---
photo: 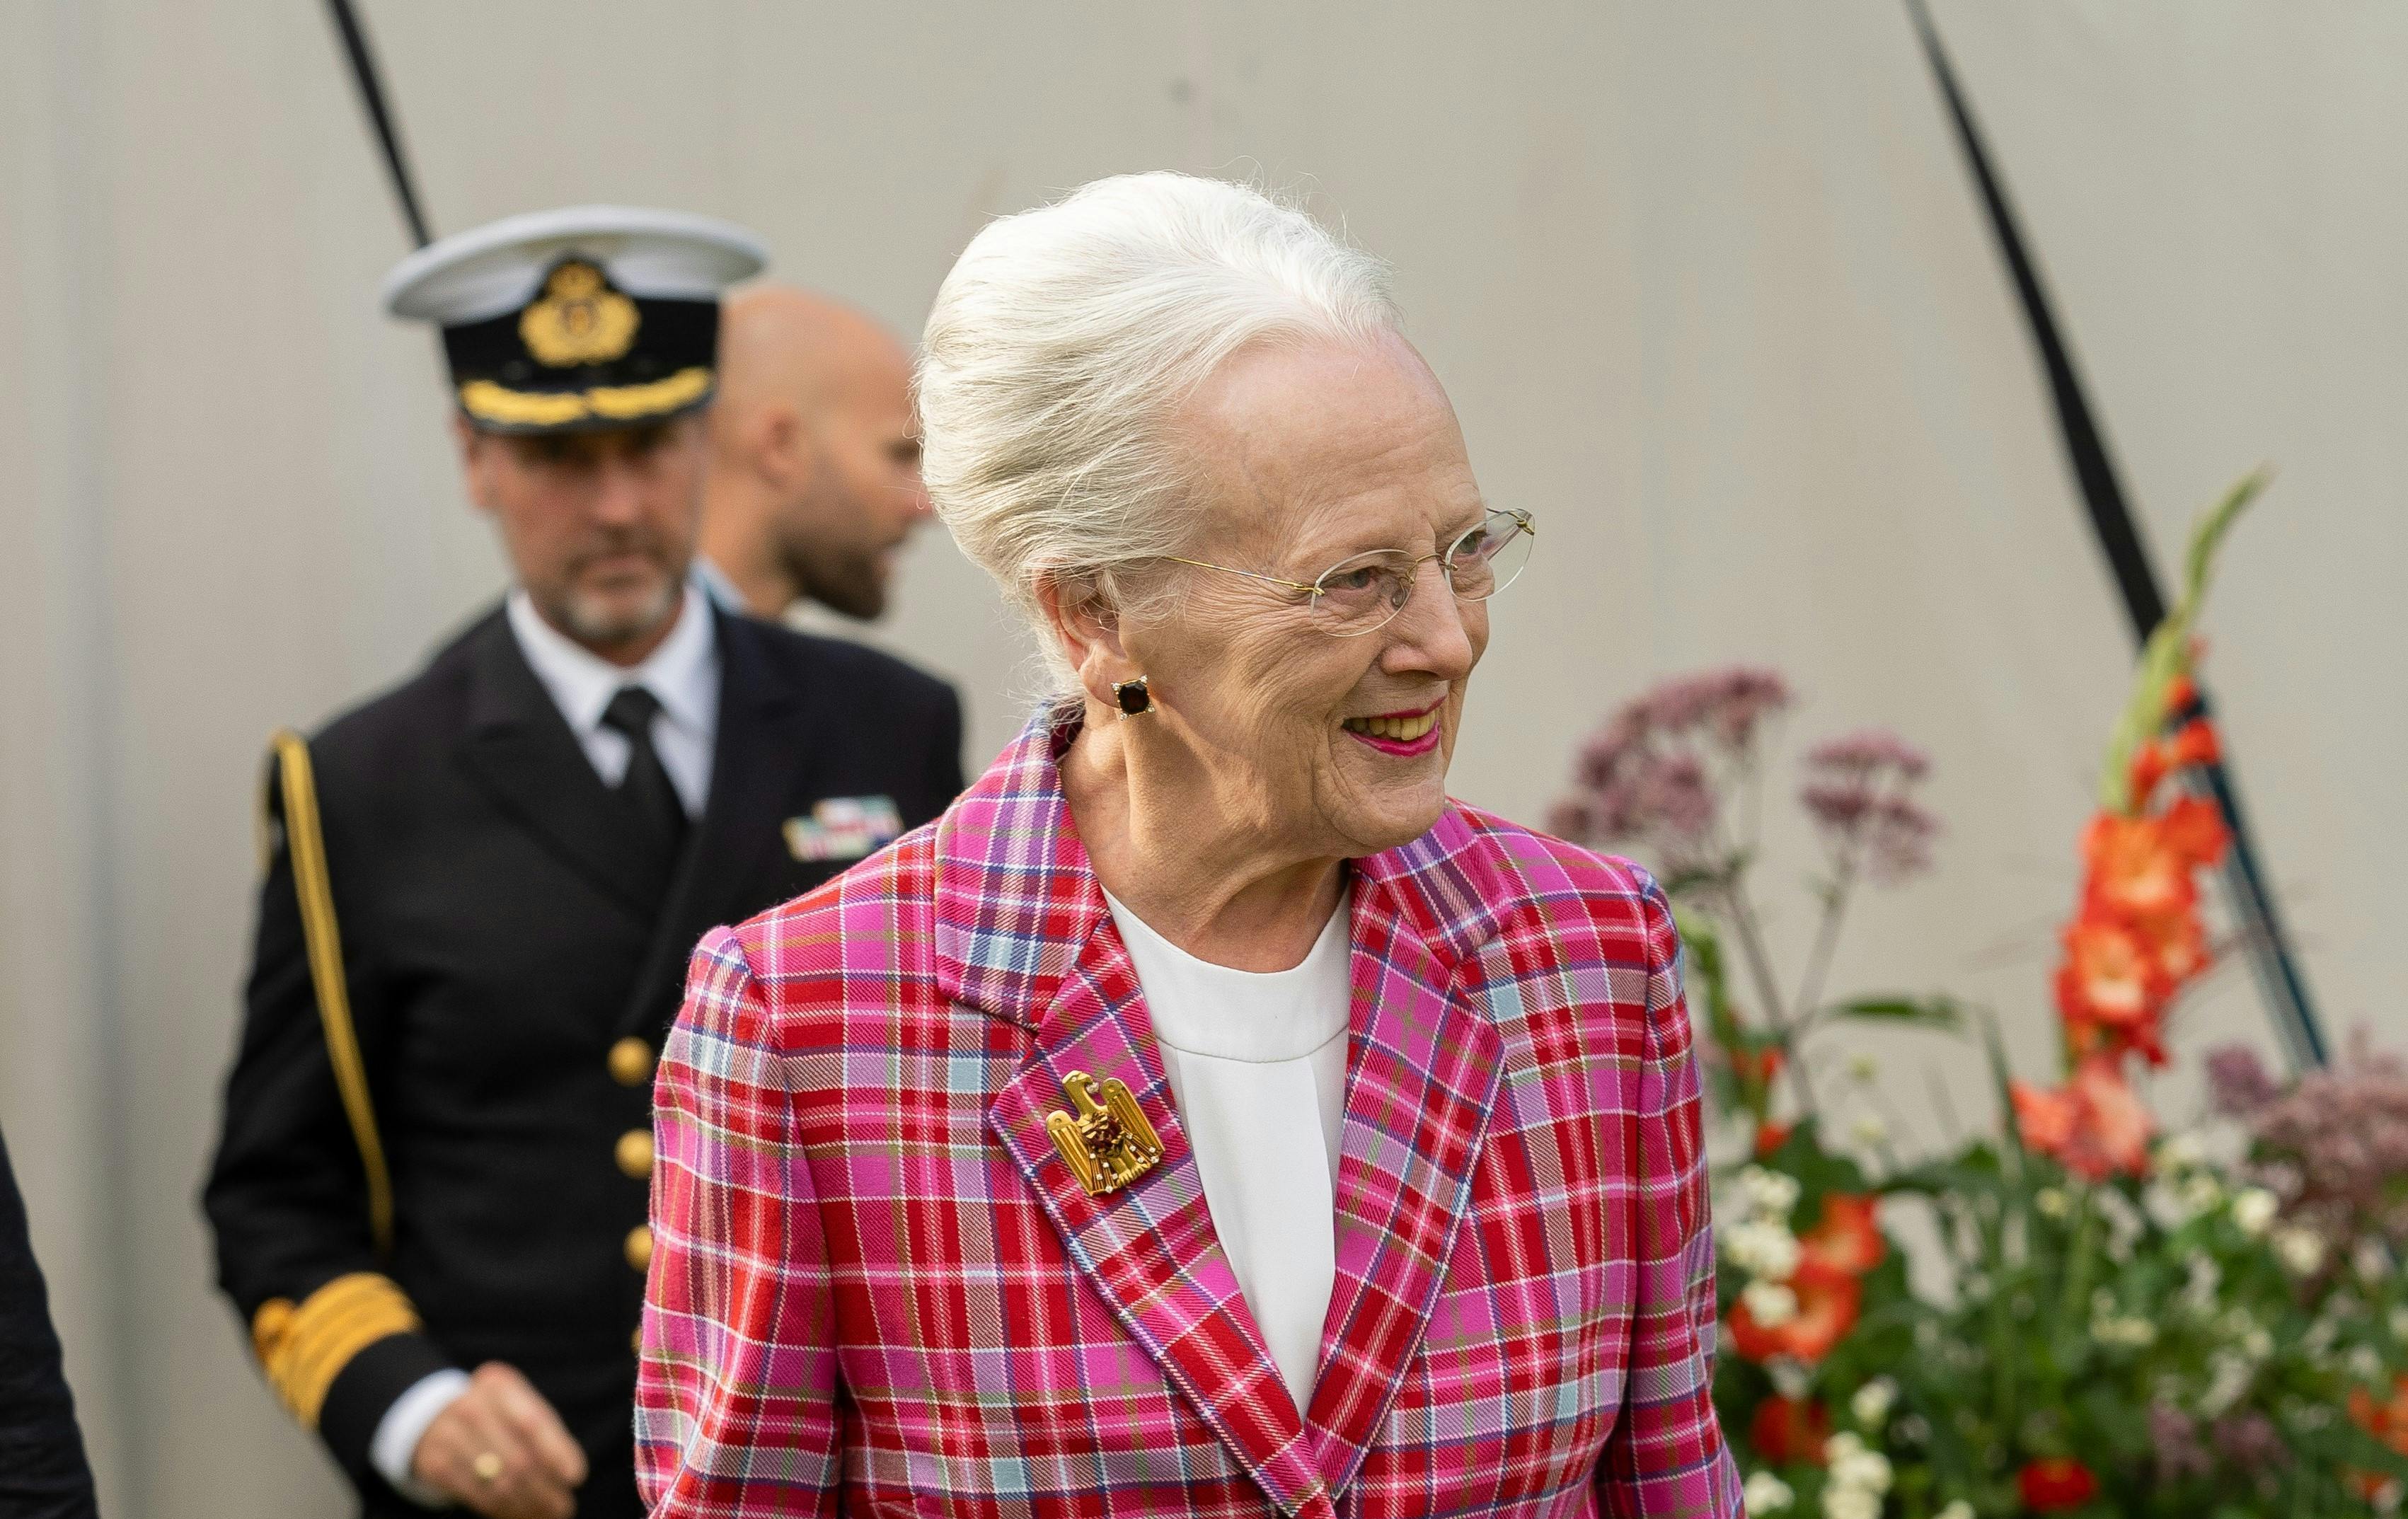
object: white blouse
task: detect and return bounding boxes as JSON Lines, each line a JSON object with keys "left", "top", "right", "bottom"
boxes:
{"left": 1102, "top": 889, "right": 1352, "bottom": 1414}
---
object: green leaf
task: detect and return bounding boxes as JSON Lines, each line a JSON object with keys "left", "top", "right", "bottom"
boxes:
{"left": 2097, "top": 467, "right": 2266, "bottom": 813}
{"left": 1821, "top": 995, "right": 1965, "bottom": 1033}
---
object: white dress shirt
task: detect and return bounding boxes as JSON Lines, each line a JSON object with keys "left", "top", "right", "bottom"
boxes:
{"left": 505, "top": 584, "right": 720, "bottom": 816}
{"left": 1102, "top": 889, "right": 1351, "bottom": 1414}
{"left": 367, "top": 583, "right": 723, "bottom": 1503}
{"left": 690, "top": 555, "right": 744, "bottom": 615}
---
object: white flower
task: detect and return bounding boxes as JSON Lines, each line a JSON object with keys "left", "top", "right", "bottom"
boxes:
{"left": 1736, "top": 1166, "right": 1802, "bottom": 1221}
{"left": 2155, "top": 1131, "right": 2206, "bottom": 1174}
{"left": 2183, "top": 1255, "right": 2223, "bottom": 1313}
{"left": 1821, "top": 1488, "right": 1879, "bottom": 1519}
{"left": 2201, "top": 1348, "right": 2257, "bottom": 1417}
{"left": 1741, "top": 1469, "right": 1795, "bottom": 1515}
{"left": 1849, "top": 1114, "right": 1889, "bottom": 1147}
{"left": 2389, "top": 1305, "right": 2408, "bottom": 1343}
{"left": 1821, "top": 1432, "right": 1893, "bottom": 1494}
{"left": 1723, "top": 1219, "right": 1803, "bottom": 1281}
{"left": 2179, "top": 1171, "right": 2224, "bottom": 1218}
{"left": 1741, "top": 1279, "right": 1800, "bottom": 1329}
{"left": 2034, "top": 1186, "right": 2069, "bottom": 1219}
{"left": 2274, "top": 1225, "right": 2327, "bottom": 1276}
{"left": 1849, "top": 1376, "right": 1896, "bottom": 1428}
{"left": 1847, "top": 1053, "right": 1880, "bottom": 1083}
{"left": 2231, "top": 1186, "right": 2279, "bottom": 1237}
{"left": 2242, "top": 1326, "right": 2274, "bottom": 1361}
{"left": 2361, "top": 1239, "right": 2395, "bottom": 1283}
{"left": 1766, "top": 1356, "right": 1814, "bottom": 1401}
{"left": 2096, "top": 1315, "right": 2158, "bottom": 1348}
{"left": 2350, "top": 1345, "right": 2385, "bottom": 1381}
{"left": 1936, "top": 1503, "right": 1975, "bottom": 1519}
{"left": 2143, "top": 1180, "right": 2192, "bottom": 1231}
{"left": 2374, "top": 1477, "right": 2404, "bottom": 1515}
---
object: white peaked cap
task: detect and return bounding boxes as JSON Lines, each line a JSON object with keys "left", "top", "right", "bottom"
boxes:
{"left": 381, "top": 205, "right": 768, "bottom": 324}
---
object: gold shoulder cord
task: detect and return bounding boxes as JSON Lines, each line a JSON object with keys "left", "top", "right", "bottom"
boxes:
{"left": 267, "top": 729, "right": 393, "bottom": 1254}
{"left": 248, "top": 733, "right": 421, "bottom": 1428}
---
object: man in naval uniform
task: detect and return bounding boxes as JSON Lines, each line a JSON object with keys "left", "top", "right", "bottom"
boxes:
{"left": 204, "top": 207, "right": 964, "bottom": 1519}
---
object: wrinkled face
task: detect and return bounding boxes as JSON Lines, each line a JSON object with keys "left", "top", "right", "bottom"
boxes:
{"left": 1118, "top": 333, "right": 1490, "bottom": 857}
{"left": 459, "top": 414, "right": 707, "bottom": 657}
{"left": 779, "top": 351, "right": 933, "bottom": 620}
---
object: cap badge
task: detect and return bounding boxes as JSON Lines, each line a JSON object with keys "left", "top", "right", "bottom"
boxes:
{"left": 519, "top": 260, "right": 640, "bottom": 368}
{"left": 1044, "top": 1070, "right": 1163, "bottom": 1197}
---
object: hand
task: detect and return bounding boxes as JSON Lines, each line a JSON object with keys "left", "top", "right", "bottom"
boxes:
{"left": 410, "top": 1361, "right": 589, "bottom": 1519}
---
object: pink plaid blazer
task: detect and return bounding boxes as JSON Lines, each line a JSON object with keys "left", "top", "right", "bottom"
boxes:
{"left": 636, "top": 715, "right": 1741, "bottom": 1518}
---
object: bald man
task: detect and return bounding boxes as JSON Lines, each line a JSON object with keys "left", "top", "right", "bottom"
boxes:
{"left": 697, "top": 286, "right": 934, "bottom": 620}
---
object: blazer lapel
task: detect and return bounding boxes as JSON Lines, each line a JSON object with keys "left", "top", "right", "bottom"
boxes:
{"left": 455, "top": 612, "right": 659, "bottom": 925}
{"left": 1303, "top": 860, "right": 1507, "bottom": 1498}
{"left": 617, "top": 610, "right": 808, "bottom": 1034}
{"left": 951, "top": 717, "right": 1331, "bottom": 1518}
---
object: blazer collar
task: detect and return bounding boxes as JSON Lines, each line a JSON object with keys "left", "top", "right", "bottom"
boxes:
{"left": 953, "top": 712, "right": 1510, "bottom": 1510}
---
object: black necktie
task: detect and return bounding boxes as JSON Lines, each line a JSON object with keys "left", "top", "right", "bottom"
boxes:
{"left": 600, "top": 686, "right": 689, "bottom": 870}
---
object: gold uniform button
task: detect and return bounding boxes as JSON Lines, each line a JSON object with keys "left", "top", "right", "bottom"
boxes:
{"left": 624, "top": 1224, "right": 653, "bottom": 1272}
{"left": 615, "top": 1129, "right": 655, "bottom": 1179}
{"left": 608, "top": 1037, "right": 655, "bottom": 1087}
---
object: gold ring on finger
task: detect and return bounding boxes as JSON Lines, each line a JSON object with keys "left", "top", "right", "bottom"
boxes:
{"left": 473, "top": 1450, "right": 504, "bottom": 1484}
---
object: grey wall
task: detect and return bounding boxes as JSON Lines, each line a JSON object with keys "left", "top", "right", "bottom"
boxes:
{"left": 5, "top": 4, "right": 2402, "bottom": 1513}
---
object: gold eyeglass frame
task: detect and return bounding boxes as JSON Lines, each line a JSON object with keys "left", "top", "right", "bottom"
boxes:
{"left": 1159, "top": 508, "right": 1536, "bottom": 637}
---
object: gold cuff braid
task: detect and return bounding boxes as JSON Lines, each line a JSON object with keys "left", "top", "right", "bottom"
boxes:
{"left": 250, "top": 1273, "right": 422, "bottom": 1428}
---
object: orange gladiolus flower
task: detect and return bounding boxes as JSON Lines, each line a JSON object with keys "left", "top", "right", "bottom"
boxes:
{"left": 1748, "top": 1396, "right": 1830, "bottom": 1466}
{"left": 2016, "top": 1059, "right": 2153, "bottom": 1182}
{"left": 2017, "top": 1457, "right": 2100, "bottom": 1511}
{"left": 1729, "top": 1259, "right": 1862, "bottom": 1365}
{"left": 2055, "top": 911, "right": 2173, "bottom": 1054}
{"left": 1752, "top": 1121, "right": 1793, "bottom": 1160}
{"left": 2167, "top": 718, "right": 2220, "bottom": 772}
{"left": 2129, "top": 899, "right": 2211, "bottom": 985}
{"left": 2346, "top": 1375, "right": 2408, "bottom": 1498}
{"left": 2081, "top": 813, "right": 2197, "bottom": 921}
{"left": 2010, "top": 1080, "right": 2075, "bottom": 1154}
{"left": 2157, "top": 793, "right": 2229, "bottom": 870}
{"left": 1799, "top": 1194, "right": 1886, "bottom": 1276}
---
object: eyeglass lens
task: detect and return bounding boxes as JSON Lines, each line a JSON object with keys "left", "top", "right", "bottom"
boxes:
{"left": 1310, "top": 511, "right": 1533, "bottom": 634}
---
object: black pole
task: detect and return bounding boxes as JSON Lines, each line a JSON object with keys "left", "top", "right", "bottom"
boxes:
{"left": 1903, "top": 0, "right": 2327, "bottom": 1068}
{"left": 323, "top": 0, "right": 431, "bottom": 249}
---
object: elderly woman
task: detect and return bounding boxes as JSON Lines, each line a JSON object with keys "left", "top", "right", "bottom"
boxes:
{"left": 635, "top": 173, "right": 1740, "bottom": 1518}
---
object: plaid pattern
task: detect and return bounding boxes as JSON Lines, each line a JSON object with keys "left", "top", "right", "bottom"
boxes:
{"left": 638, "top": 713, "right": 1741, "bottom": 1518}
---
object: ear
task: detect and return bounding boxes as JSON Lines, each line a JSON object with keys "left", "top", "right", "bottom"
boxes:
{"left": 752, "top": 403, "right": 810, "bottom": 491}
{"left": 1033, "top": 571, "right": 1137, "bottom": 710}
{"left": 449, "top": 414, "right": 497, "bottom": 516}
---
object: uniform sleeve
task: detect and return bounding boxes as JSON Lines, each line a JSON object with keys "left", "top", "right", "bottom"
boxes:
{"left": 636, "top": 928, "right": 841, "bottom": 1518}
{"left": 200, "top": 745, "right": 454, "bottom": 1492}
{"left": 0, "top": 1120, "right": 100, "bottom": 1519}
{"left": 1596, "top": 882, "right": 1744, "bottom": 1517}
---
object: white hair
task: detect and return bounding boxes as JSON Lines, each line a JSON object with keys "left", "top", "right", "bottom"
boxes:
{"left": 916, "top": 172, "right": 1401, "bottom": 693}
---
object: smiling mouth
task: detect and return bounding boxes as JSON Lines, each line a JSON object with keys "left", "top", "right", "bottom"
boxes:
{"left": 1342, "top": 701, "right": 1445, "bottom": 756}
{"left": 1343, "top": 710, "right": 1439, "bottom": 741}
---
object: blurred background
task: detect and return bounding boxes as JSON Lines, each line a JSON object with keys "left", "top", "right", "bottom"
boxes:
{"left": 3, "top": 2, "right": 2402, "bottom": 1513}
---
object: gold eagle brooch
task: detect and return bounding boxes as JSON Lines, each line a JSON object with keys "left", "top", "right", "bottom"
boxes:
{"left": 1045, "top": 1070, "right": 1163, "bottom": 1197}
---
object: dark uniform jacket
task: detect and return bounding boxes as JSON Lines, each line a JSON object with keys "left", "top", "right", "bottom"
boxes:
{"left": 0, "top": 1121, "right": 100, "bottom": 1519}
{"left": 203, "top": 602, "right": 963, "bottom": 1518}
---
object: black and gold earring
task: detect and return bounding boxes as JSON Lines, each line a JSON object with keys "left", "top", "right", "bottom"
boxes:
{"left": 1112, "top": 675, "right": 1152, "bottom": 717}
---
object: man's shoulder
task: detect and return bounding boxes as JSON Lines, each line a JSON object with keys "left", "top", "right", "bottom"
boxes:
{"left": 726, "top": 614, "right": 959, "bottom": 718}
{"left": 299, "top": 606, "right": 502, "bottom": 777}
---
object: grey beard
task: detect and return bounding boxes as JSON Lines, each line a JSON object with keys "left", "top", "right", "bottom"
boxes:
{"left": 561, "top": 574, "right": 680, "bottom": 649}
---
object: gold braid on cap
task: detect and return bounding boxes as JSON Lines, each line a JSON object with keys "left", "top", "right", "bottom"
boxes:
{"left": 458, "top": 366, "right": 713, "bottom": 429}
{"left": 250, "top": 1273, "right": 422, "bottom": 1428}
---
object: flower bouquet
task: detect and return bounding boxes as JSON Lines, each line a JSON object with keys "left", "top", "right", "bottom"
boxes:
{"left": 1552, "top": 475, "right": 2408, "bottom": 1516}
